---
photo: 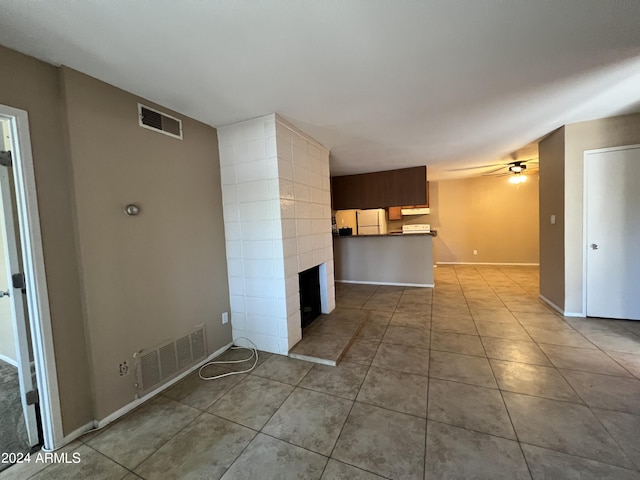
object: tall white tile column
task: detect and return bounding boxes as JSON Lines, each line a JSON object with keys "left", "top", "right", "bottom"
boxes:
{"left": 218, "top": 114, "right": 335, "bottom": 354}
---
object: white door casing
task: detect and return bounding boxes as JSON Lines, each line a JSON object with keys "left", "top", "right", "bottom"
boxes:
{"left": 0, "top": 105, "right": 62, "bottom": 449}
{"left": 585, "top": 145, "right": 640, "bottom": 320}
{"left": 0, "top": 158, "right": 39, "bottom": 446}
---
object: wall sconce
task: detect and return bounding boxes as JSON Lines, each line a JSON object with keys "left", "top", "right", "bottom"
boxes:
{"left": 124, "top": 204, "right": 141, "bottom": 216}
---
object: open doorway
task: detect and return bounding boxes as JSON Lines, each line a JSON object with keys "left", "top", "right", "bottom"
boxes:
{"left": 0, "top": 117, "right": 40, "bottom": 468}
{"left": 0, "top": 105, "right": 62, "bottom": 466}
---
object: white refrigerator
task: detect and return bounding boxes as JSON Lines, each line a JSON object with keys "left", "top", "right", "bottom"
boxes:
{"left": 357, "top": 209, "right": 388, "bottom": 235}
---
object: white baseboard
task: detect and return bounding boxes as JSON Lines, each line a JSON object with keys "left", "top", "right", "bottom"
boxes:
{"left": 0, "top": 354, "right": 18, "bottom": 367}
{"left": 335, "top": 280, "right": 434, "bottom": 288}
{"left": 436, "top": 262, "right": 540, "bottom": 266}
{"left": 539, "top": 294, "right": 585, "bottom": 317}
{"left": 57, "top": 341, "right": 233, "bottom": 446}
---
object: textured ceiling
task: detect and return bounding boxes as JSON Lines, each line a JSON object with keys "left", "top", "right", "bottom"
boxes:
{"left": 1, "top": 1, "right": 640, "bottom": 179}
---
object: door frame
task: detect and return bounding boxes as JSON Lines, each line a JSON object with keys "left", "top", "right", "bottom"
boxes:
{"left": 0, "top": 104, "right": 62, "bottom": 450}
{"left": 582, "top": 143, "right": 640, "bottom": 317}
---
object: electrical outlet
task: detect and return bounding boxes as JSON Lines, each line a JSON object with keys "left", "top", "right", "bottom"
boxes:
{"left": 222, "top": 311, "right": 229, "bottom": 324}
{"left": 119, "top": 361, "right": 129, "bottom": 376}
{"left": 473, "top": 250, "right": 478, "bottom": 255}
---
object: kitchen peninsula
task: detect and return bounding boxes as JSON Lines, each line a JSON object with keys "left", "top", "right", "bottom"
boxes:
{"left": 333, "top": 232, "right": 435, "bottom": 287}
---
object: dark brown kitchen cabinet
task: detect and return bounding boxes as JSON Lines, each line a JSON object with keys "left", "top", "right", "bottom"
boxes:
{"left": 331, "top": 166, "right": 427, "bottom": 210}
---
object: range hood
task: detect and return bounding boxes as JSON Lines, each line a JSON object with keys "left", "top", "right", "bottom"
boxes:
{"left": 401, "top": 207, "right": 430, "bottom": 215}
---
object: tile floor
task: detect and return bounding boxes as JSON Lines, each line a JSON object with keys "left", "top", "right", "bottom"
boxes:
{"left": 5, "top": 266, "right": 640, "bottom": 479}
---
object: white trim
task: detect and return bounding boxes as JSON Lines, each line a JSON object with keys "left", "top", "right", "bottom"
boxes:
{"left": 539, "top": 294, "right": 585, "bottom": 317}
{"left": 0, "top": 353, "right": 18, "bottom": 367}
{"left": 137, "top": 103, "right": 183, "bottom": 140}
{"left": 0, "top": 104, "right": 62, "bottom": 450}
{"left": 52, "top": 341, "right": 233, "bottom": 448}
{"left": 94, "top": 341, "right": 232, "bottom": 429}
{"left": 274, "top": 114, "right": 328, "bottom": 152}
{"left": 582, "top": 144, "right": 640, "bottom": 318}
{"left": 436, "top": 262, "right": 540, "bottom": 266}
{"left": 335, "top": 279, "right": 434, "bottom": 288}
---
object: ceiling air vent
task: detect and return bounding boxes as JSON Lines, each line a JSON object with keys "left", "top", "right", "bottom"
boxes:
{"left": 138, "top": 104, "right": 183, "bottom": 139}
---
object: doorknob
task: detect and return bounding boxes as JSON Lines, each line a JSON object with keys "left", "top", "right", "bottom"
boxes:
{"left": 0, "top": 290, "right": 9, "bottom": 298}
{"left": 590, "top": 243, "right": 599, "bottom": 250}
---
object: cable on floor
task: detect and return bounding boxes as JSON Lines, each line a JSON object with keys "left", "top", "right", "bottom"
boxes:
{"left": 198, "top": 337, "right": 259, "bottom": 380}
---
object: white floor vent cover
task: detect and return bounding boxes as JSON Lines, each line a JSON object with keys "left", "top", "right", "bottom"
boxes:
{"left": 134, "top": 325, "right": 206, "bottom": 393}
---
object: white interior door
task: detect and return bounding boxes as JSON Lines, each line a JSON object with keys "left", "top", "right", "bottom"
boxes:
{"left": 0, "top": 127, "right": 39, "bottom": 447}
{"left": 585, "top": 146, "right": 640, "bottom": 320}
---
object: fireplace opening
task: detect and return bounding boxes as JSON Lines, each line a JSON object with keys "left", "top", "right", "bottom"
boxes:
{"left": 299, "top": 265, "right": 321, "bottom": 329}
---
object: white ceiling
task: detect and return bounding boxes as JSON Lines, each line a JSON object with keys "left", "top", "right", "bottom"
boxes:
{"left": 1, "top": 1, "right": 640, "bottom": 180}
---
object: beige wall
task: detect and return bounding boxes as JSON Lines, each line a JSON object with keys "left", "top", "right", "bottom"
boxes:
{"left": 539, "top": 127, "right": 565, "bottom": 309}
{"left": 61, "top": 68, "right": 231, "bottom": 419}
{"left": 0, "top": 46, "right": 93, "bottom": 433}
{"left": 430, "top": 175, "right": 539, "bottom": 264}
{"left": 562, "top": 113, "right": 640, "bottom": 314}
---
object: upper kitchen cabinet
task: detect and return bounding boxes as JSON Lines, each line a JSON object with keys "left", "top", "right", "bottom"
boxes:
{"left": 331, "top": 166, "right": 427, "bottom": 210}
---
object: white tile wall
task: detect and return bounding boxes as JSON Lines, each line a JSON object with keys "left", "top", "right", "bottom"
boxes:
{"left": 218, "top": 114, "right": 335, "bottom": 354}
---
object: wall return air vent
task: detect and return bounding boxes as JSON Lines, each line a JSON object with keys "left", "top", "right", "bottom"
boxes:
{"left": 134, "top": 325, "right": 206, "bottom": 393}
{"left": 138, "top": 104, "right": 183, "bottom": 139}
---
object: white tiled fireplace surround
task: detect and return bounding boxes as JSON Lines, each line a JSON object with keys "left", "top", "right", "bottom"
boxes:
{"left": 218, "top": 114, "right": 336, "bottom": 354}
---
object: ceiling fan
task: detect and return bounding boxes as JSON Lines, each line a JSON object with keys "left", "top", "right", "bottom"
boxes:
{"left": 447, "top": 157, "right": 539, "bottom": 176}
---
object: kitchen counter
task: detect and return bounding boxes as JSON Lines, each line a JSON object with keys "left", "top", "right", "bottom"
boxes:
{"left": 333, "top": 233, "right": 434, "bottom": 287}
{"left": 335, "top": 230, "right": 437, "bottom": 238}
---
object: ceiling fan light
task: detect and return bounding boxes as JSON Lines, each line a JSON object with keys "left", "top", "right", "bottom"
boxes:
{"left": 509, "top": 175, "right": 526, "bottom": 184}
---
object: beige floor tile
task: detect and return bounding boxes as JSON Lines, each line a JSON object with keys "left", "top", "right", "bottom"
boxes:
{"left": 475, "top": 320, "right": 532, "bottom": 341}
{"left": 356, "top": 366, "right": 428, "bottom": 417}
{"left": 470, "top": 308, "right": 518, "bottom": 324}
{"left": 263, "top": 388, "right": 352, "bottom": 455}
{"left": 522, "top": 443, "right": 640, "bottom": 480}
{"left": 382, "top": 325, "right": 430, "bottom": 349}
{"left": 341, "top": 339, "right": 380, "bottom": 365}
{"left": 503, "top": 392, "right": 633, "bottom": 468}
{"left": 431, "top": 331, "right": 486, "bottom": 357}
{"left": 428, "top": 379, "right": 515, "bottom": 439}
{"left": 425, "top": 422, "right": 530, "bottom": 480}
{"left": 134, "top": 413, "right": 255, "bottom": 480}
{"left": 86, "top": 396, "right": 200, "bottom": 469}
{"left": 371, "top": 342, "right": 429, "bottom": 376}
{"left": 592, "top": 408, "right": 640, "bottom": 470}
{"left": 208, "top": 376, "right": 293, "bottom": 430}
{"left": 539, "top": 343, "right": 632, "bottom": 377}
{"left": 430, "top": 350, "right": 497, "bottom": 388}
{"left": 0, "top": 441, "right": 83, "bottom": 480}
{"left": 29, "top": 445, "right": 129, "bottom": 480}
{"left": 522, "top": 325, "right": 596, "bottom": 349}
{"left": 490, "top": 359, "right": 581, "bottom": 402}
{"left": 431, "top": 316, "right": 478, "bottom": 334}
{"left": 321, "top": 459, "right": 386, "bottom": 479}
{"left": 481, "top": 337, "right": 552, "bottom": 366}
{"left": 561, "top": 370, "right": 640, "bottom": 415}
{"left": 221, "top": 434, "right": 327, "bottom": 480}
{"left": 298, "top": 362, "right": 368, "bottom": 400}
{"left": 389, "top": 312, "right": 431, "bottom": 329}
{"left": 332, "top": 402, "right": 426, "bottom": 480}
{"left": 250, "top": 354, "right": 314, "bottom": 385}
{"left": 163, "top": 366, "right": 245, "bottom": 410}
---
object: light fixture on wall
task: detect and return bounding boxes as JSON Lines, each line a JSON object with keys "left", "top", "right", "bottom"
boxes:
{"left": 124, "top": 204, "right": 141, "bottom": 216}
